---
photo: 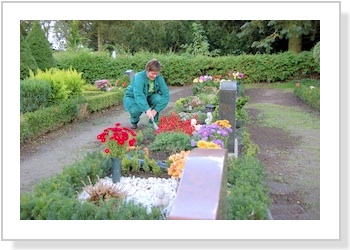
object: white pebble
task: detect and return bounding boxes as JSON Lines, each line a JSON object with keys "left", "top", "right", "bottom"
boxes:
{"left": 77, "top": 176, "right": 179, "bottom": 218}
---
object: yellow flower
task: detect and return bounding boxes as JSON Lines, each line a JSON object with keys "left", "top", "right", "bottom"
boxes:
{"left": 215, "top": 119, "right": 232, "bottom": 129}
{"left": 197, "top": 140, "right": 221, "bottom": 149}
{"left": 168, "top": 150, "right": 191, "bottom": 179}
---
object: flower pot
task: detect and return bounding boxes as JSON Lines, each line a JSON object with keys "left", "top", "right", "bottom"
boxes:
{"left": 111, "top": 157, "right": 122, "bottom": 183}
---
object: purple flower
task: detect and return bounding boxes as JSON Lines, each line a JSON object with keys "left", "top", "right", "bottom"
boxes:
{"left": 198, "top": 127, "right": 210, "bottom": 137}
{"left": 212, "top": 139, "right": 224, "bottom": 148}
{"left": 220, "top": 130, "right": 229, "bottom": 137}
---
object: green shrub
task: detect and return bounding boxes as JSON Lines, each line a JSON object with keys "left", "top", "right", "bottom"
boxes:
{"left": 82, "top": 84, "right": 99, "bottom": 91}
{"left": 20, "top": 79, "right": 51, "bottom": 114}
{"left": 54, "top": 51, "right": 319, "bottom": 86}
{"left": 227, "top": 156, "right": 270, "bottom": 220}
{"left": 312, "top": 42, "right": 320, "bottom": 72}
{"left": 85, "top": 90, "right": 124, "bottom": 112}
{"left": 54, "top": 50, "right": 119, "bottom": 84}
{"left": 241, "top": 131, "right": 259, "bottom": 157}
{"left": 20, "top": 86, "right": 125, "bottom": 143}
{"left": 149, "top": 131, "right": 192, "bottom": 155}
{"left": 235, "top": 96, "right": 250, "bottom": 127}
{"left": 29, "top": 67, "right": 85, "bottom": 104}
{"left": 293, "top": 79, "right": 320, "bottom": 111}
{"left": 20, "top": 96, "right": 86, "bottom": 143}
{"left": 26, "top": 20, "right": 56, "bottom": 71}
{"left": 20, "top": 33, "right": 38, "bottom": 80}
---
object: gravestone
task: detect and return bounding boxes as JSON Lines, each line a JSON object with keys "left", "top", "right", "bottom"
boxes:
{"left": 125, "top": 69, "right": 134, "bottom": 80}
{"left": 219, "top": 80, "right": 237, "bottom": 153}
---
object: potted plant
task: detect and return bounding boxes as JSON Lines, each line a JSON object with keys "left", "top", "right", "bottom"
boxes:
{"left": 97, "top": 123, "right": 137, "bottom": 182}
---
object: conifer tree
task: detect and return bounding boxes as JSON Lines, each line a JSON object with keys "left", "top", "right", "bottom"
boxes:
{"left": 20, "top": 33, "right": 38, "bottom": 79}
{"left": 26, "top": 20, "right": 56, "bottom": 70}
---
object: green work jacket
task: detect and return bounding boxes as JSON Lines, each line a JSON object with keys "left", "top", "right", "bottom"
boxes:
{"left": 124, "top": 70, "right": 170, "bottom": 112}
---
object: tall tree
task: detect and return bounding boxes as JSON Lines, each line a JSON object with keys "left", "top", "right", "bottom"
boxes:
{"left": 180, "top": 22, "right": 219, "bottom": 56}
{"left": 67, "top": 20, "right": 82, "bottom": 49}
{"left": 26, "top": 20, "right": 56, "bottom": 70}
{"left": 20, "top": 33, "right": 38, "bottom": 79}
{"left": 238, "top": 20, "right": 319, "bottom": 53}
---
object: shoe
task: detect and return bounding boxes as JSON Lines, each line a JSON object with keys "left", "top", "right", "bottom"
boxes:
{"left": 130, "top": 123, "right": 138, "bottom": 129}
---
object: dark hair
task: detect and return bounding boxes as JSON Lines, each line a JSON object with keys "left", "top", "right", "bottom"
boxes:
{"left": 145, "top": 59, "right": 161, "bottom": 72}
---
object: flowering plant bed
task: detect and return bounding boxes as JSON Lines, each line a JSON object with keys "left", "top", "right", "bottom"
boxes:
{"left": 191, "top": 119, "right": 233, "bottom": 149}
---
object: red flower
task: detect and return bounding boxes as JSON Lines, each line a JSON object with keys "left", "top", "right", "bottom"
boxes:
{"left": 121, "top": 131, "right": 129, "bottom": 140}
{"left": 97, "top": 123, "right": 137, "bottom": 158}
{"left": 117, "top": 139, "right": 125, "bottom": 146}
{"left": 129, "top": 138, "right": 136, "bottom": 146}
{"left": 156, "top": 112, "right": 196, "bottom": 136}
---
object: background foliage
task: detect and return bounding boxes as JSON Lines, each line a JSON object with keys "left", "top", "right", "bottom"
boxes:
{"left": 53, "top": 51, "right": 319, "bottom": 85}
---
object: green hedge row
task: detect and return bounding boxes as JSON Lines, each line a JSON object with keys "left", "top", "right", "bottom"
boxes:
{"left": 20, "top": 89, "right": 124, "bottom": 143}
{"left": 20, "top": 152, "right": 163, "bottom": 220}
{"left": 54, "top": 51, "right": 319, "bottom": 86}
{"left": 85, "top": 90, "right": 124, "bottom": 113}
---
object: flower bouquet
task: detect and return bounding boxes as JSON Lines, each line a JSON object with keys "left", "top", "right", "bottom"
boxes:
{"left": 191, "top": 119, "right": 232, "bottom": 149}
{"left": 97, "top": 123, "right": 137, "bottom": 158}
{"left": 193, "top": 75, "right": 213, "bottom": 83}
{"left": 232, "top": 71, "right": 244, "bottom": 81}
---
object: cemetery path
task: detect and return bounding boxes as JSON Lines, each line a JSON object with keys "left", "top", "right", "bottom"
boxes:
{"left": 245, "top": 87, "right": 320, "bottom": 220}
{"left": 20, "top": 85, "right": 320, "bottom": 220}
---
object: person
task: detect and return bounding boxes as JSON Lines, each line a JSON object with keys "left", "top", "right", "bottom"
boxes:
{"left": 123, "top": 59, "right": 170, "bottom": 129}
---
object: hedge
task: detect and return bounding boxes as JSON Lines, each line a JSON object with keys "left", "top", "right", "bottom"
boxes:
{"left": 54, "top": 51, "right": 319, "bottom": 86}
{"left": 20, "top": 89, "right": 124, "bottom": 143}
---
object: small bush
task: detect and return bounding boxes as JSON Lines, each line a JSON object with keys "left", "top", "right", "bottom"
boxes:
{"left": 20, "top": 79, "right": 51, "bottom": 114}
{"left": 241, "top": 131, "right": 259, "bottom": 157}
{"left": 29, "top": 67, "right": 85, "bottom": 105}
{"left": 149, "top": 131, "right": 192, "bottom": 155}
{"left": 227, "top": 156, "right": 270, "bottom": 220}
